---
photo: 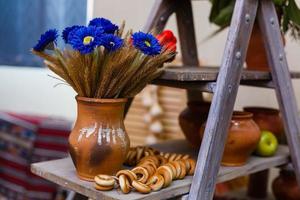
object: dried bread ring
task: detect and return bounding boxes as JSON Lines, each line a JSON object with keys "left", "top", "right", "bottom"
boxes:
{"left": 168, "top": 153, "right": 177, "bottom": 162}
{"left": 132, "top": 180, "right": 151, "bottom": 194}
{"left": 139, "top": 164, "right": 155, "bottom": 176}
{"left": 177, "top": 160, "right": 187, "bottom": 179}
{"left": 94, "top": 183, "right": 114, "bottom": 191}
{"left": 156, "top": 155, "right": 168, "bottom": 165}
{"left": 119, "top": 174, "right": 131, "bottom": 194}
{"left": 164, "top": 163, "right": 177, "bottom": 179}
{"left": 162, "top": 152, "right": 170, "bottom": 160}
{"left": 187, "top": 159, "right": 196, "bottom": 175}
{"left": 131, "top": 166, "right": 149, "bottom": 184}
{"left": 156, "top": 166, "right": 173, "bottom": 187}
{"left": 182, "top": 154, "right": 190, "bottom": 160}
{"left": 140, "top": 156, "right": 159, "bottom": 167}
{"left": 181, "top": 159, "right": 191, "bottom": 173}
{"left": 94, "top": 174, "right": 115, "bottom": 187}
{"left": 116, "top": 170, "right": 137, "bottom": 183}
{"left": 136, "top": 146, "right": 144, "bottom": 162}
{"left": 169, "top": 161, "right": 181, "bottom": 179}
{"left": 147, "top": 174, "right": 164, "bottom": 191}
{"left": 174, "top": 154, "right": 183, "bottom": 161}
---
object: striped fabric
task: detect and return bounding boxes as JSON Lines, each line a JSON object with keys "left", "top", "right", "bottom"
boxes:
{"left": 0, "top": 112, "right": 71, "bottom": 200}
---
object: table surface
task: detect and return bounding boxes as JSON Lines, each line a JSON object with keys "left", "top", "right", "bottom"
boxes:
{"left": 31, "top": 140, "right": 289, "bottom": 200}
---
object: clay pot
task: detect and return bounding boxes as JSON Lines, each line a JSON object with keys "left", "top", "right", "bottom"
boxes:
{"left": 243, "top": 107, "right": 284, "bottom": 139}
{"left": 178, "top": 101, "right": 211, "bottom": 148}
{"left": 68, "top": 96, "right": 130, "bottom": 181}
{"left": 200, "top": 111, "right": 261, "bottom": 166}
{"left": 272, "top": 166, "right": 300, "bottom": 200}
{"left": 246, "top": 23, "right": 285, "bottom": 71}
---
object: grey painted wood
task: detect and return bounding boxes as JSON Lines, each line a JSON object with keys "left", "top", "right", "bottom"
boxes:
{"left": 258, "top": 0, "right": 300, "bottom": 185}
{"left": 188, "top": 0, "right": 259, "bottom": 199}
{"left": 143, "top": 0, "right": 175, "bottom": 33}
{"left": 31, "top": 140, "right": 290, "bottom": 200}
{"left": 156, "top": 66, "right": 300, "bottom": 81}
{"left": 174, "top": 0, "right": 204, "bottom": 102}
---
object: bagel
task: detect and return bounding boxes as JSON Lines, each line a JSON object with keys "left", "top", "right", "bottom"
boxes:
{"left": 139, "top": 164, "right": 155, "bottom": 176}
{"left": 182, "top": 154, "right": 190, "bottom": 160}
{"left": 168, "top": 153, "right": 177, "bottom": 162}
{"left": 187, "top": 159, "right": 196, "bottom": 175}
{"left": 147, "top": 174, "right": 164, "bottom": 191}
{"left": 132, "top": 180, "right": 151, "bottom": 194}
{"left": 116, "top": 170, "right": 137, "bottom": 183}
{"left": 156, "top": 166, "right": 173, "bottom": 187}
{"left": 164, "top": 163, "right": 177, "bottom": 179}
{"left": 156, "top": 155, "right": 168, "bottom": 166}
{"left": 118, "top": 174, "right": 131, "bottom": 194}
{"left": 177, "top": 160, "right": 187, "bottom": 179}
{"left": 169, "top": 161, "right": 181, "bottom": 179}
{"left": 162, "top": 152, "right": 170, "bottom": 160}
{"left": 181, "top": 159, "right": 191, "bottom": 173}
{"left": 94, "top": 174, "right": 115, "bottom": 187}
{"left": 94, "top": 183, "right": 114, "bottom": 191}
{"left": 136, "top": 146, "right": 144, "bottom": 162}
{"left": 174, "top": 154, "right": 183, "bottom": 161}
{"left": 139, "top": 156, "right": 159, "bottom": 167}
{"left": 131, "top": 166, "right": 149, "bottom": 184}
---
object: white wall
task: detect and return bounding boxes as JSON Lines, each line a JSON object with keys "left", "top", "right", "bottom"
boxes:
{"left": 0, "top": 0, "right": 299, "bottom": 120}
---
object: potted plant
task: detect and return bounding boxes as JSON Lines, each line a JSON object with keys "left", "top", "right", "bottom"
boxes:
{"left": 209, "top": 0, "right": 300, "bottom": 71}
{"left": 32, "top": 18, "right": 177, "bottom": 181}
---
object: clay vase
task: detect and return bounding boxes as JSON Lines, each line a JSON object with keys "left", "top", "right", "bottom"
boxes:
{"left": 178, "top": 101, "right": 211, "bottom": 148}
{"left": 246, "top": 23, "right": 285, "bottom": 71}
{"left": 68, "top": 96, "right": 130, "bottom": 181}
{"left": 243, "top": 107, "right": 284, "bottom": 140}
{"left": 200, "top": 111, "right": 261, "bottom": 166}
{"left": 272, "top": 167, "right": 300, "bottom": 200}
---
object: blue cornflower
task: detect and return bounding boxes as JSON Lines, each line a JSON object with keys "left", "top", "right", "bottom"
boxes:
{"left": 88, "top": 18, "right": 118, "bottom": 34}
{"left": 62, "top": 25, "right": 83, "bottom": 43}
{"left": 33, "top": 29, "right": 58, "bottom": 51}
{"left": 68, "top": 26, "right": 103, "bottom": 54}
{"left": 100, "top": 34, "right": 123, "bottom": 52}
{"left": 132, "top": 32, "right": 162, "bottom": 56}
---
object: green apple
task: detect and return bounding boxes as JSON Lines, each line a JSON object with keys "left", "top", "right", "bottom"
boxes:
{"left": 255, "top": 130, "right": 279, "bottom": 157}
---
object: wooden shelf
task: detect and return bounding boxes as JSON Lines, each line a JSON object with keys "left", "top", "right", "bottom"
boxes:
{"left": 152, "top": 66, "right": 300, "bottom": 92}
{"left": 31, "top": 140, "right": 290, "bottom": 200}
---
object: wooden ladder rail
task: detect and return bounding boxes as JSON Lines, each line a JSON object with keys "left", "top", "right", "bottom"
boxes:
{"left": 190, "top": 0, "right": 300, "bottom": 199}
{"left": 126, "top": 0, "right": 300, "bottom": 199}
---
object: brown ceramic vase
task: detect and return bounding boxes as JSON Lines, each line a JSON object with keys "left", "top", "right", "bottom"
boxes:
{"left": 68, "top": 96, "right": 130, "bottom": 181}
{"left": 178, "top": 101, "right": 211, "bottom": 148}
{"left": 272, "top": 166, "right": 300, "bottom": 200}
{"left": 246, "top": 23, "right": 285, "bottom": 71}
{"left": 200, "top": 111, "right": 261, "bottom": 166}
{"left": 243, "top": 107, "right": 284, "bottom": 139}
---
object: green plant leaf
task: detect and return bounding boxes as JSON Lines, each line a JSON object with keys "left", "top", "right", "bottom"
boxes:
{"left": 286, "top": 0, "right": 300, "bottom": 26}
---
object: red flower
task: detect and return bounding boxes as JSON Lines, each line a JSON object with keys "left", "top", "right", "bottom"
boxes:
{"left": 156, "top": 30, "right": 177, "bottom": 52}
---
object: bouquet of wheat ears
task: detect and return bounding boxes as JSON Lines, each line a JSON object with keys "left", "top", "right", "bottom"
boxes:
{"left": 32, "top": 18, "right": 177, "bottom": 98}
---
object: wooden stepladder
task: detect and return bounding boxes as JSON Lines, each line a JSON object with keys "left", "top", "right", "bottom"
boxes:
{"left": 140, "top": 0, "right": 300, "bottom": 199}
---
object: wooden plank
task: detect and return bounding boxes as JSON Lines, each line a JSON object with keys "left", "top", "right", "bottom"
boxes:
{"left": 189, "top": 0, "right": 259, "bottom": 199}
{"left": 257, "top": 0, "right": 300, "bottom": 185}
{"left": 156, "top": 66, "right": 300, "bottom": 82}
{"left": 31, "top": 140, "right": 290, "bottom": 200}
{"left": 143, "top": 0, "right": 175, "bottom": 33}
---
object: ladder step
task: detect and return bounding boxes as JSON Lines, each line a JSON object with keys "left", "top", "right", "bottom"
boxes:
{"left": 152, "top": 66, "right": 300, "bottom": 91}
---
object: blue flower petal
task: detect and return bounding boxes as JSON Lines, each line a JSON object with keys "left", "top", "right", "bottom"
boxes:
{"left": 132, "top": 32, "right": 161, "bottom": 56}
{"left": 88, "top": 18, "right": 118, "bottom": 34}
{"left": 68, "top": 26, "right": 104, "bottom": 54}
{"left": 100, "top": 34, "right": 123, "bottom": 52}
{"left": 62, "top": 25, "right": 84, "bottom": 43}
{"left": 33, "top": 29, "right": 58, "bottom": 51}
